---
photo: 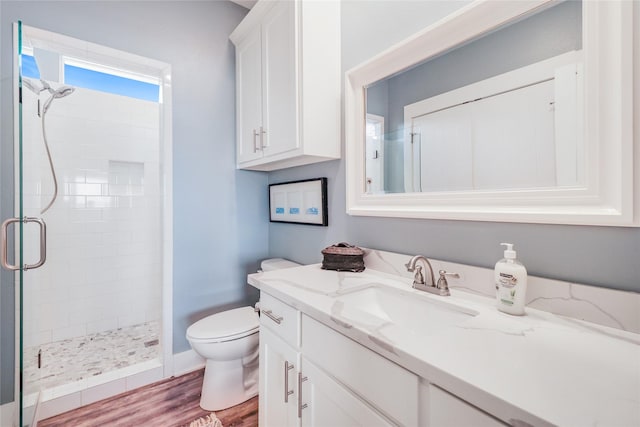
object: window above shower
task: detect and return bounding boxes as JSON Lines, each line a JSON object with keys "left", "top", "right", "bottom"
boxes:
{"left": 21, "top": 47, "right": 160, "bottom": 102}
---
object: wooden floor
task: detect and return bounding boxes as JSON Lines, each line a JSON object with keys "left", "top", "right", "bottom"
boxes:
{"left": 38, "top": 369, "right": 258, "bottom": 427}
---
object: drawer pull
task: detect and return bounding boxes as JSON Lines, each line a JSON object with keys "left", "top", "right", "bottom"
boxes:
{"left": 298, "top": 372, "right": 308, "bottom": 418}
{"left": 262, "top": 309, "right": 283, "bottom": 324}
{"left": 284, "top": 361, "right": 294, "bottom": 402}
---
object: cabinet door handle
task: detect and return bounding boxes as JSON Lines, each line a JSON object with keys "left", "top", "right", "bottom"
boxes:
{"left": 253, "top": 129, "right": 260, "bottom": 153}
{"left": 260, "top": 126, "right": 267, "bottom": 148}
{"left": 297, "top": 372, "right": 308, "bottom": 418}
{"left": 284, "top": 361, "right": 294, "bottom": 403}
{"left": 262, "top": 309, "right": 283, "bottom": 324}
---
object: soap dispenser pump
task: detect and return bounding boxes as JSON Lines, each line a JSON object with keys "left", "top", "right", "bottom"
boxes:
{"left": 494, "top": 243, "right": 527, "bottom": 315}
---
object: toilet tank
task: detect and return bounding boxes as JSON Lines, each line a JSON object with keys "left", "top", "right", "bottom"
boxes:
{"left": 260, "top": 258, "right": 300, "bottom": 272}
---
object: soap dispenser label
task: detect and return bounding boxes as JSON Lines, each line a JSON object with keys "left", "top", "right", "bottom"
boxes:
{"left": 499, "top": 272, "right": 518, "bottom": 285}
{"left": 498, "top": 273, "right": 517, "bottom": 306}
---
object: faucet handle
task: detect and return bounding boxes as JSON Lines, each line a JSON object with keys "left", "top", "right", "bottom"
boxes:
{"left": 413, "top": 265, "right": 425, "bottom": 285}
{"left": 437, "top": 270, "right": 460, "bottom": 291}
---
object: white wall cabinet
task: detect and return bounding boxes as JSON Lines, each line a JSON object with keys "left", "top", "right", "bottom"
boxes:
{"left": 230, "top": 0, "right": 341, "bottom": 171}
{"left": 259, "top": 290, "right": 506, "bottom": 426}
{"left": 234, "top": 23, "right": 264, "bottom": 164}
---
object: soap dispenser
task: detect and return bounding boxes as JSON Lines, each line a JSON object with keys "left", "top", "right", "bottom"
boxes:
{"left": 495, "top": 243, "right": 527, "bottom": 315}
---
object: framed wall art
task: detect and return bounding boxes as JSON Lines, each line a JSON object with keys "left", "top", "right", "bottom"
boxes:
{"left": 269, "top": 178, "right": 328, "bottom": 226}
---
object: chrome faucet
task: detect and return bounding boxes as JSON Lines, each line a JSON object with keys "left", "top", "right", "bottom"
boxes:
{"left": 405, "top": 255, "right": 458, "bottom": 296}
{"left": 405, "top": 255, "right": 436, "bottom": 289}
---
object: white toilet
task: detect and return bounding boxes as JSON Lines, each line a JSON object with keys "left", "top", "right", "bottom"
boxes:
{"left": 186, "top": 258, "right": 300, "bottom": 411}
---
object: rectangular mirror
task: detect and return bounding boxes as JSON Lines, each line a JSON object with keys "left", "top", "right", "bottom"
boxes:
{"left": 345, "top": 0, "right": 637, "bottom": 226}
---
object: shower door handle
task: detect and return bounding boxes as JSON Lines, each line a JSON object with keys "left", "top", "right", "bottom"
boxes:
{"left": 24, "top": 217, "right": 47, "bottom": 271}
{"left": 1, "top": 217, "right": 47, "bottom": 271}
{"left": 1, "top": 217, "right": 20, "bottom": 271}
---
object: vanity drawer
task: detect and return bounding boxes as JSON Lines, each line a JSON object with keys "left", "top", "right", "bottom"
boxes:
{"left": 301, "top": 315, "right": 419, "bottom": 426}
{"left": 260, "top": 291, "right": 300, "bottom": 348}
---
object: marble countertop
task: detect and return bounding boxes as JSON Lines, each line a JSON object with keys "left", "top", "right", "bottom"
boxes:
{"left": 248, "top": 264, "right": 640, "bottom": 427}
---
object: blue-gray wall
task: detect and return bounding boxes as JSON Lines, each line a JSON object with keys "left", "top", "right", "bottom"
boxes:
{"left": 269, "top": 1, "right": 640, "bottom": 294}
{"left": 0, "top": 0, "right": 268, "bottom": 404}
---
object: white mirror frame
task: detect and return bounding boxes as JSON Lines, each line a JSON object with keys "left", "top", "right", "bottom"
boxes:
{"left": 345, "top": 0, "right": 637, "bottom": 226}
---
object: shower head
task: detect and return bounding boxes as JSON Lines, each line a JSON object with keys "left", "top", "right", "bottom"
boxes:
{"left": 52, "top": 86, "right": 75, "bottom": 99}
{"left": 42, "top": 85, "right": 75, "bottom": 113}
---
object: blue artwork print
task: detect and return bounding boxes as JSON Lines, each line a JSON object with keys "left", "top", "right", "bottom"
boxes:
{"left": 289, "top": 207, "right": 300, "bottom": 215}
{"left": 306, "top": 207, "right": 319, "bottom": 215}
{"left": 275, "top": 207, "right": 285, "bottom": 214}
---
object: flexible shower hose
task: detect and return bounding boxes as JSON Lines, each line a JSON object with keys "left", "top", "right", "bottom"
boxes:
{"left": 40, "top": 106, "right": 58, "bottom": 214}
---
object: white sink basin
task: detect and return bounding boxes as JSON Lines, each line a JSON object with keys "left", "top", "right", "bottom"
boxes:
{"left": 335, "top": 286, "right": 477, "bottom": 336}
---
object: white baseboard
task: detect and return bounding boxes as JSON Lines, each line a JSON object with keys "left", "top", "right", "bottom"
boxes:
{"left": 172, "top": 349, "right": 205, "bottom": 377}
{"left": 1, "top": 401, "right": 16, "bottom": 427}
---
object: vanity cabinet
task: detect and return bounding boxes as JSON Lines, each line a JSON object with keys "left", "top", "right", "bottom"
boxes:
{"left": 299, "top": 357, "right": 394, "bottom": 427}
{"left": 259, "top": 290, "right": 411, "bottom": 426}
{"left": 260, "top": 327, "right": 300, "bottom": 427}
{"left": 260, "top": 291, "right": 394, "bottom": 427}
{"left": 259, "top": 291, "right": 505, "bottom": 426}
{"left": 259, "top": 292, "right": 301, "bottom": 427}
{"left": 230, "top": 0, "right": 341, "bottom": 171}
{"left": 301, "top": 315, "right": 418, "bottom": 426}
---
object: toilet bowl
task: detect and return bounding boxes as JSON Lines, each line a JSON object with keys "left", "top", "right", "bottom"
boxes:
{"left": 187, "top": 306, "right": 260, "bottom": 411}
{"left": 186, "top": 258, "right": 300, "bottom": 411}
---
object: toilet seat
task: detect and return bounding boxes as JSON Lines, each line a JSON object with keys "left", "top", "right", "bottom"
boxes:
{"left": 187, "top": 306, "right": 259, "bottom": 343}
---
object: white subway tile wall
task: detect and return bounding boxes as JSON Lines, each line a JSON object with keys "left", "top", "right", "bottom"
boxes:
{"left": 21, "top": 84, "right": 162, "bottom": 350}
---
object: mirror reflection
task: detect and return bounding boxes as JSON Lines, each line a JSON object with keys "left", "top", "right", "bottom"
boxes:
{"left": 364, "top": 1, "right": 583, "bottom": 194}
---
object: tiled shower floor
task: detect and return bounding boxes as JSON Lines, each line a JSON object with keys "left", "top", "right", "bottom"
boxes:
{"left": 23, "top": 321, "right": 160, "bottom": 395}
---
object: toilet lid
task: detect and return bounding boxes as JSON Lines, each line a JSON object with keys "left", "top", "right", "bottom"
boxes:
{"left": 187, "top": 306, "right": 259, "bottom": 341}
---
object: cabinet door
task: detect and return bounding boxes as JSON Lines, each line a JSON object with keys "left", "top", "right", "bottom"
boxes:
{"left": 261, "top": 0, "right": 298, "bottom": 158}
{"left": 260, "top": 327, "right": 300, "bottom": 427}
{"left": 300, "top": 358, "right": 394, "bottom": 427}
{"left": 236, "top": 26, "right": 263, "bottom": 164}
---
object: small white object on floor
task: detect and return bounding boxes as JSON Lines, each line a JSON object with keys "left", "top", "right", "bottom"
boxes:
{"left": 188, "top": 413, "right": 222, "bottom": 427}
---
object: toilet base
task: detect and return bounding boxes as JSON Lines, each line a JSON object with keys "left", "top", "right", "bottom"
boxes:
{"left": 200, "top": 349, "right": 259, "bottom": 411}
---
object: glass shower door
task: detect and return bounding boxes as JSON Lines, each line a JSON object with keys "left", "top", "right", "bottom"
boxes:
{"left": 5, "top": 22, "right": 167, "bottom": 427}
{"left": 0, "top": 20, "right": 48, "bottom": 427}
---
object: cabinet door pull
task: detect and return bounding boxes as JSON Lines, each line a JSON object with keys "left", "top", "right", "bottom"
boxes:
{"left": 297, "top": 372, "right": 308, "bottom": 418}
{"left": 262, "top": 309, "right": 283, "bottom": 324}
{"left": 253, "top": 129, "right": 260, "bottom": 153}
{"left": 284, "top": 361, "right": 294, "bottom": 403}
{"left": 260, "top": 126, "right": 268, "bottom": 148}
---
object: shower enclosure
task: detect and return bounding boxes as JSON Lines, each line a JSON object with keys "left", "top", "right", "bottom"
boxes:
{"left": 2, "top": 23, "right": 173, "bottom": 426}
